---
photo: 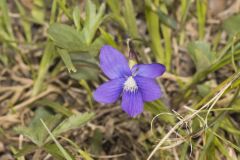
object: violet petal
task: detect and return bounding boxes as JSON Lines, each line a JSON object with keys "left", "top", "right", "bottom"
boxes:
{"left": 93, "top": 78, "right": 125, "bottom": 103}
{"left": 132, "top": 63, "right": 166, "bottom": 78}
{"left": 121, "top": 90, "right": 143, "bottom": 117}
{"left": 100, "top": 45, "right": 131, "bottom": 79}
{"left": 134, "top": 76, "right": 162, "bottom": 102}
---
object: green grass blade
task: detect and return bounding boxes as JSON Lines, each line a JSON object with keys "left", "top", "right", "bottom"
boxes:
{"left": 40, "top": 119, "right": 73, "bottom": 160}
{"left": 196, "top": 0, "right": 207, "bottom": 40}
{"left": 145, "top": 0, "right": 165, "bottom": 64}
{"left": 123, "top": 0, "right": 139, "bottom": 38}
{"left": 15, "top": 0, "right": 32, "bottom": 42}
{"left": 32, "top": 0, "right": 57, "bottom": 96}
{"left": 0, "top": 0, "right": 15, "bottom": 41}
{"left": 160, "top": 4, "right": 172, "bottom": 71}
{"left": 32, "top": 42, "right": 55, "bottom": 96}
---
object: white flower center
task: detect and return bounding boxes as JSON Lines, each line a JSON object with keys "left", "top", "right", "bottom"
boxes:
{"left": 123, "top": 76, "right": 138, "bottom": 92}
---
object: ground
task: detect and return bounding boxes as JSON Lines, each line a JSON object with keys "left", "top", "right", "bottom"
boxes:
{"left": 0, "top": 0, "right": 240, "bottom": 160}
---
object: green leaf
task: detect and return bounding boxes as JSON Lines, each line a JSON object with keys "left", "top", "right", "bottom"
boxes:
{"left": 73, "top": 6, "right": 81, "bottom": 31}
{"left": 48, "top": 23, "right": 88, "bottom": 52}
{"left": 57, "top": 48, "right": 77, "bottom": 73}
{"left": 70, "top": 67, "right": 99, "bottom": 81}
{"left": 14, "top": 126, "right": 35, "bottom": 144}
{"left": 70, "top": 53, "right": 99, "bottom": 80}
{"left": 222, "top": 14, "right": 240, "bottom": 36}
{"left": 43, "top": 143, "right": 65, "bottom": 160}
{"left": 15, "top": 108, "right": 62, "bottom": 146}
{"left": 187, "top": 41, "right": 216, "bottom": 72}
{"left": 80, "top": 0, "right": 106, "bottom": 45}
{"left": 70, "top": 53, "right": 98, "bottom": 66}
{"left": 87, "top": 35, "right": 106, "bottom": 56}
{"left": 15, "top": 144, "right": 37, "bottom": 158}
{"left": 37, "top": 99, "right": 73, "bottom": 117}
{"left": 52, "top": 112, "right": 95, "bottom": 137}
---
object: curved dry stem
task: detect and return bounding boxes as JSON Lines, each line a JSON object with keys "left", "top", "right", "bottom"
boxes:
{"left": 147, "top": 72, "right": 240, "bottom": 160}
{"left": 150, "top": 112, "right": 175, "bottom": 136}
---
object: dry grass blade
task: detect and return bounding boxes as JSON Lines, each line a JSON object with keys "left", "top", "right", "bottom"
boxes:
{"left": 147, "top": 72, "right": 240, "bottom": 160}
{"left": 12, "top": 86, "right": 59, "bottom": 111}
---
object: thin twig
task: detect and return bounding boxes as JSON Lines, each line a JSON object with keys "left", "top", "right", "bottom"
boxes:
{"left": 12, "top": 87, "right": 59, "bottom": 111}
{"left": 147, "top": 72, "right": 240, "bottom": 160}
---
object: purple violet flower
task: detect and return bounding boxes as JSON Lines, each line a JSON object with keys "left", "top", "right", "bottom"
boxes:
{"left": 93, "top": 45, "right": 166, "bottom": 117}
